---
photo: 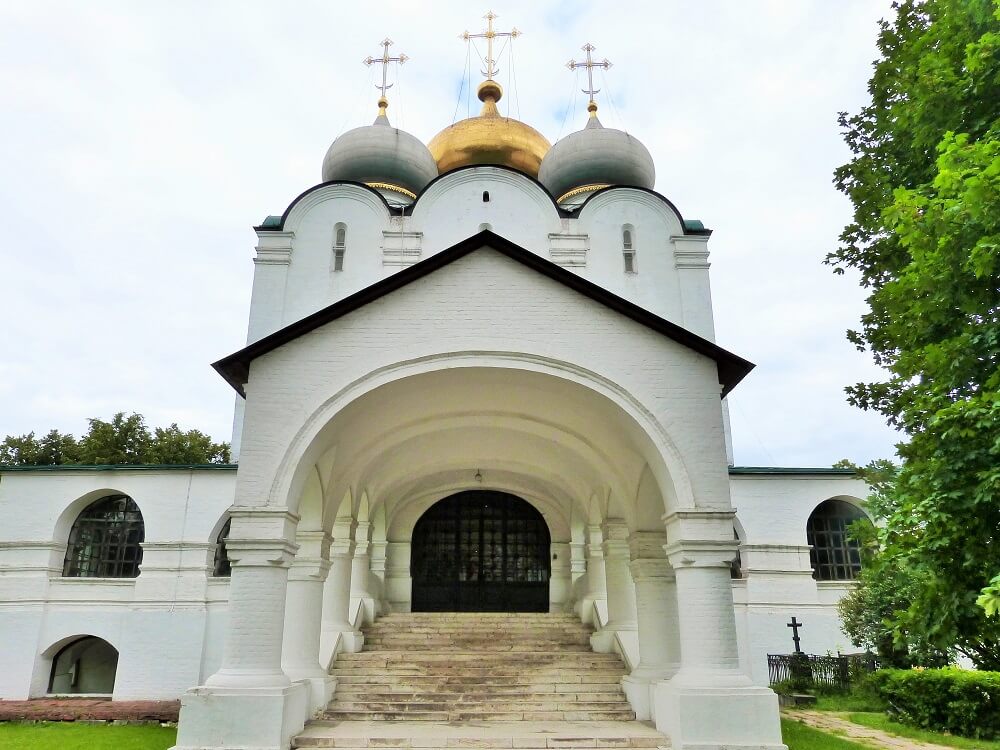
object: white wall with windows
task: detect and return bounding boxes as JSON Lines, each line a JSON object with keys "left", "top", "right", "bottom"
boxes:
{"left": 0, "top": 463, "right": 869, "bottom": 701}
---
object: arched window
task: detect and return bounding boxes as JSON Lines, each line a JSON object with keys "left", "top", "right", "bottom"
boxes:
{"left": 213, "top": 517, "right": 232, "bottom": 577}
{"left": 333, "top": 223, "right": 346, "bottom": 272}
{"left": 63, "top": 495, "right": 144, "bottom": 578}
{"left": 807, "top": 499, "right": 871, "bottom": 581}
{"left": 622, "top": 227, "right": 636, "bottom": 273}
{"left": 48, "top": 636, "right": 118, "bottom": 695}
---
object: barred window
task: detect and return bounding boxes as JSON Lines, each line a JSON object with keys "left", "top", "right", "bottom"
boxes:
{"left": 333, "top": 223, "right": 346, "bottom": 272}
{"left": 807, "top": 499, "right": 870, "bottom": 581}
{"left": 62, "top": 495, "right": 144, "bottom": 578}
{"left": 213, "top": 517, "right": 232, "bottom": 577}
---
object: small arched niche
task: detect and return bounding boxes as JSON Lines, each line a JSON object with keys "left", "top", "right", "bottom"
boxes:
{"left": 47, "top": 636, "right": 119, "bottom": 695}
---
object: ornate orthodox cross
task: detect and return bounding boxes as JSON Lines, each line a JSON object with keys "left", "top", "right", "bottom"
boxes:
{"left": 363, "top": 38, "right": 409, "bottom": 99}
{"left": 462, "top": 11, "right": 520, "bottom": 81}
{"left": 567, "top": 43, "right": 612, "bottom": 105}
{"left": 787, "top": 616, "right": 804, "bottom": 654}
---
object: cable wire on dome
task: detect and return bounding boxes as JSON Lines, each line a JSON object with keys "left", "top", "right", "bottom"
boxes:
{"left": 555, "top": 67, "right": 581, "bottom": 142}
{"left": 600, "top": 66, "right": 629, "bottom": 135}
{"left": 451, "top": 41, "right": 472, "bottom": 124}
{"left": 336, "top": 62, "right": 377, "bottom": 136}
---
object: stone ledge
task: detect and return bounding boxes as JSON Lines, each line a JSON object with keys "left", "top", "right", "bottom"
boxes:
{"left": 0, "top": 697, "right": 179, "bottom": 723}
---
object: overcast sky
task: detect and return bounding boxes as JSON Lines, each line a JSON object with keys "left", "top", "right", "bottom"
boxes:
{"left": 0, "top": 1, "right": 903, "bottom": 467}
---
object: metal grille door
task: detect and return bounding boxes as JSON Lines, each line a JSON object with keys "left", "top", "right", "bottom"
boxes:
{"left": 411, "top": 491, "right": 551, "bottom": 612}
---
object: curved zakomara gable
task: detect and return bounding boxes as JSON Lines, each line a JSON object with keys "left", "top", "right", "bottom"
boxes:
{"left": 258, "top": 353, "right": 696, "bottom": 538}
{"left": 258, "top": 166, "right": 696, "bottom": 237}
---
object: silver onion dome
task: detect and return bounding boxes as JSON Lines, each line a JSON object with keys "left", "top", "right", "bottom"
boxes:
{"left": 321, "top": 98, "right": 438, "bottom": 199}
{"left": 538, "top": 105, "right": 655, "bottom": 204}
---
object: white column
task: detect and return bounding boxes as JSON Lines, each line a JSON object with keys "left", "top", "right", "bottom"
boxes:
{"left": 549, "top": 542, "right": 572, "bottom": 612}
{"left": 282, "top": 531, "right": 336, "bottom": 714}
{"left": 652, "top": 510, "right": 784, "bottom": 750}
{"left": 591, "top": 519, "right": 637, "bottom": 654}
{"left": 321, "top": 520, "right": 363, "bottom": 656}
{"left": 350, "top": 521, "right": 375, "bottom": 625}
{"left": 579, "top": 525, "right": 606, "bottom": 625}
{"left": 176, "top": 507, "right": 307, "bottom": 750}
{"left": 369, "top": 538, "right": 388, "bottom": 615}
{"left": 205, "top": 511, "right": 298, "bottom": 689}
{"left": 621, "top": 532, "right": 680, "bottom": 720}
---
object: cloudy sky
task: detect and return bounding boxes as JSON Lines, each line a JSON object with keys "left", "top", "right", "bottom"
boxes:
{"left": 0, "top": 1, "right": 902, "bottom": 467}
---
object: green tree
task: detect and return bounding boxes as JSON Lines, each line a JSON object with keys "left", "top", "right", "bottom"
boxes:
{"left": 830, "top": 0, "right": 1000, "bottom": 667}
{"left": 0, "top": 413, "right": 232, "bottom": 466}
{"left": 75, "top": 412, "right": 153, "bottom": 465}
{"left": 836, "top": 461, "right": 949, "bottom": 667}
{"left": 0, "top": 430, "right": 79, "bottom": 465}
{"left": 148, "top": 424, "right": 231, "bottom": 464}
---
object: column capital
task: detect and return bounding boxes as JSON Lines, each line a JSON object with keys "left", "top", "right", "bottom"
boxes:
{"left": 225, "top": 539, "right": 298, "bottom": 569}
{"left": 664, "top": 539, "right": 738, "bottom": 569}
{"left": 229, "top": 506, "right": 300, "bottom": 541}
{"left": 662, "top": 509, "right": 736, "bottom": 545}
{"left": 330, "top": 538, "right": 356, "bottom": 558}
{"left": 288, "top": 556, "right": 332, "bottom": 581}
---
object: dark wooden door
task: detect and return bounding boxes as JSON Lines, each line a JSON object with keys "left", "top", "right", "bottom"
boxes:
{"left": 411, "top": 491, "right": 551, "bottom": 612}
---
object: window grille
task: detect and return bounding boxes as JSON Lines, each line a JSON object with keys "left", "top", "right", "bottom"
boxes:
{"left": 213, "top": 517, "right": 232, "bottom": 577}
{"left": 807, "top": 499, "right": 870, "bottom": 581}
{"left": 623, "top": 228, "right": 636, "bottom": 273}
{"left": 333, "top": 224, "right": 346, "bottom": 272}
{"left": 62, "top": 495, "right": 144, "bottom": 578}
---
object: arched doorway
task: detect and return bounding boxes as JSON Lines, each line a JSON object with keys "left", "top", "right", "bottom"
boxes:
{"left": 411, "top": 491, "right": 551, "bottom": 612}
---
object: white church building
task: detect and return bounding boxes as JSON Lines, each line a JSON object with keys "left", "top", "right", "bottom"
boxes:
{"left": 0, "top": 29, "right": 872, "bottom": 750}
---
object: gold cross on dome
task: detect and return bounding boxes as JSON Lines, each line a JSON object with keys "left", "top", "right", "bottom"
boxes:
{"left": 567, "top": 42, "right": 612, "bottom": 106}
{"left": 363, "top": 38, "right": 409, "bottom": 99}
{"left": 462, "top": 10, "right": 520, "bottom": 81}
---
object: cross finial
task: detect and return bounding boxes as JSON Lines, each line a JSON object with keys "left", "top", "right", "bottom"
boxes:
{"left": 567, "top": 42, "right": 612, "bottom": 116}
{"left": 363, "top": 38, "right": 409, "bottom": 113}
{"left": 461, "top": 10, "right": 520, "bottom": 81}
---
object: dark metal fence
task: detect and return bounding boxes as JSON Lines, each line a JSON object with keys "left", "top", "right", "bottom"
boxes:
{"left": 767, "top": 652, "right": 878, "bottom": 690}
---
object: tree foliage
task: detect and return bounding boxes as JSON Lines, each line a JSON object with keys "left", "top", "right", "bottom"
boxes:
{"left": 0, "top": 413, "right": 230, "bottom": 466}
{"left": 830, "top": 0, "right": 1000, "bottom": 667}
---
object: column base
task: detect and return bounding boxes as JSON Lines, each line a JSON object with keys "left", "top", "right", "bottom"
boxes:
{"left": 652, "top": 676, "right": 786, "bottom": 750}
{"left": 173, "top": 682, "right": 309, "bottom": 750}
{"left": 298, "top": 675, "right": 336, "bottom": 716}
{"left": 622, "top": 666, "right": 677, "bottom": 721}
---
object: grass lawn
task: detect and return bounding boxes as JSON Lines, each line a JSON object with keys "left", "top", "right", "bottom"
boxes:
{"left": 812, "top": 692, "right": 885, "bottom": 713}
{"left": 781, "top": 718, "right": 868, "bottom": 749}
{"left": 0, "top": 722, "right": 177, "bottom": 749}
{"left": 847, "top": 712, "right": 1000, "bottom": 750}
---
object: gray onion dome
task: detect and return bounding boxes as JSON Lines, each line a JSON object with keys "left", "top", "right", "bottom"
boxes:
{"left": 321, "top": 98, "right": 438, "bottom": 198}
{"left": 538, "top": 106, "right": 655, "bottom": 203}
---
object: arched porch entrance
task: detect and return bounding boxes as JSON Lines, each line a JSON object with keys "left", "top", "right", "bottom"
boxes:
{"left": 411, "top": 490, "right": 551, "bottom": 612}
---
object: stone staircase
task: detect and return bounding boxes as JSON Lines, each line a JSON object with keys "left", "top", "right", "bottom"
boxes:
{"left": 293, "top": 612, "right": 669, "bottom": 748}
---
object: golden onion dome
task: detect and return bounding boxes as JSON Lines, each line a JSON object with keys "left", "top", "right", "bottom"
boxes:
{"left": 428, "top": 80, "right": 551, "bottom": 178}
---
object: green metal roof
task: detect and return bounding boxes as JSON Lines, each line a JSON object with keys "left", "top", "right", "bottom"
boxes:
{"left": 0, "top": 463, "right": 238, "bottom": 473}
{"left": 260, "top": 215, "right": 282, "bottom": 228}
{"left": 728, "top": 466, "right": 857, "bottom": 476}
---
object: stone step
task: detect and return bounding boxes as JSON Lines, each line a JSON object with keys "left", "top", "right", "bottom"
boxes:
{"left": 328, "top": 701, "right": 631, "bottom": 712}
{"left": 334, "top": 683, "right": 624, "bottom": 703}
{"left": 329, "top": 670, "right": 626, "bottom": 681}
{"left": 332, "top": 675, "right": 625, "bottom": 686}
{"left": 293, "top": 719, "right": 667, "bottom": 748}
{"left": 320, "top": 710, "right": 638, "bottom": 722}
{"left": 341, "top": 654, "right": 622, "bottom": 664}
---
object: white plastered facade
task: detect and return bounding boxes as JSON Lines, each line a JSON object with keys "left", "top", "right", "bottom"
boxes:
{"left": 0, "top": 167, "right": 871, "bottom": 750}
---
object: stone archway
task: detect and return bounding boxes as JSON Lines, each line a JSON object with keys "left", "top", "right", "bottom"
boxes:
{"left": 411, "top": 490, "right": 552, "bottom": 612}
